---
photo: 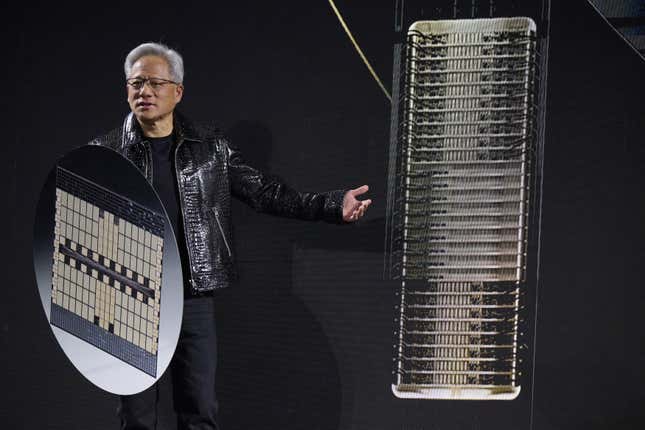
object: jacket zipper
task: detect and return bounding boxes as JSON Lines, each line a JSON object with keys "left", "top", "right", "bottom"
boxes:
{"left": 172, "top": 138, "right": 199, "bottom": 288}
{"left": 145, "top": 141, "right": 153, "bottom": 183}
{"left": 211, "top": 206, "right": 232, "bottom": 258}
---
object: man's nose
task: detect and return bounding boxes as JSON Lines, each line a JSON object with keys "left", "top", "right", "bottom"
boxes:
{"left": 137, "top": 81, "right": 155, "bottom": 96}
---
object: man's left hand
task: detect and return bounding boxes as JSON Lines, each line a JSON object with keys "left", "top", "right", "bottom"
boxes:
{"left": 342, "top": 185, "right": 372, "bottom": 222}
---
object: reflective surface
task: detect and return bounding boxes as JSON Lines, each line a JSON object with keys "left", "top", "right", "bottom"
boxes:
{"left": 33, "top": 145, "right": 183, "bottom": 395}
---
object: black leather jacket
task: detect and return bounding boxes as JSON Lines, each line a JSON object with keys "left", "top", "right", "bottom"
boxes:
{"left": 90, "top": 111, "right": 345, "bottom": 293}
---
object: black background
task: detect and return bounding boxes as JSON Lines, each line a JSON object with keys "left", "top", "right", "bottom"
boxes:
{"left": 2, "top": 1, "right": 644, "bottom": 429}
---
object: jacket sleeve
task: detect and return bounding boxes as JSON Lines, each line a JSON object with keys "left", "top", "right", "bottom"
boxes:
{"left": 225, "top": 139, "right": 346, "bottom": 224}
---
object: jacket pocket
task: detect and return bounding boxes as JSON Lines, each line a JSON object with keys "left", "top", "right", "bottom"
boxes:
{"left": 211, "top": 206, "right": 232, "bottom": 258}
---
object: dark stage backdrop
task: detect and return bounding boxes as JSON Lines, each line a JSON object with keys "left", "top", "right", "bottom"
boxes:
{"left": 2, "top": 1, "right": 644, "bottom": 429}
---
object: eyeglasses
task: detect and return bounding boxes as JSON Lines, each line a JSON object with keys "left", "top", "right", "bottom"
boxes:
{"left": 126, "top": 77, "right": 179, "bottom": 92}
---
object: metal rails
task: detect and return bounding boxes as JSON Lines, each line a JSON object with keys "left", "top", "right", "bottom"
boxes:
{"left": 391, "top": 17, "right": 538, "bottom": 400}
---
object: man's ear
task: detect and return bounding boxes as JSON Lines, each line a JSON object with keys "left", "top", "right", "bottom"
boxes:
{"left": 175, "top": 84, "right": 184, "bottom": 103}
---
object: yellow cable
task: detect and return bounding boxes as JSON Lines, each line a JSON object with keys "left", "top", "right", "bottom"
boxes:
{"left": 327, "top": 0, "right": 392, "bottom": 103}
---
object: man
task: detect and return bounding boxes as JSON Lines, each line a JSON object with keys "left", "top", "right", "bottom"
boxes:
{"left": 91, "top": 42, "right": 371, "bottom": 430}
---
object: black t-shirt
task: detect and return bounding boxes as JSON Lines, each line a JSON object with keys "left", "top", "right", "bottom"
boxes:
{"left": 148, "top": 135, "right": 180, "bottom": 232}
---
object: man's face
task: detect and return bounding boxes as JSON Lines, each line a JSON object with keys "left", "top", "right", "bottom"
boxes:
{"left": 126, "top": 55, "right": 183, "bottom": 124}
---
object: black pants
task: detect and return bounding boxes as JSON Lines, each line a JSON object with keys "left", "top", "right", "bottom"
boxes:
{"left": 118, "top": 296, "right": 219, "bottom": 430}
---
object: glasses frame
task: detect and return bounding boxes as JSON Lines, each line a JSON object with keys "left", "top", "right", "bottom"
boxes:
{"left": 126, "top": 77, "right": 180, "bottom": 93}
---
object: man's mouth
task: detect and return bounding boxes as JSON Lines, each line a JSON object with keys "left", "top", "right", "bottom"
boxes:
{"left": 137, "top": 102, "right": 155, "bottom": 108}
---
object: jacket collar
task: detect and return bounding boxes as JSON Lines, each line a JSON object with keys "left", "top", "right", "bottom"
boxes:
{"left": 121, "top": 110, "right": 202, "bottom": 148}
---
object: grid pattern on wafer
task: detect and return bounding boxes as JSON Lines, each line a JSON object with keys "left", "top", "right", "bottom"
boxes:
{"left": 50, "top": 167, "right": 164, "bottom": 377}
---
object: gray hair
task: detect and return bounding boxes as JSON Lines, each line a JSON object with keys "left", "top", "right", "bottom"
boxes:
{"left": 124, "top": 42, "right": 184, "bottom": 83}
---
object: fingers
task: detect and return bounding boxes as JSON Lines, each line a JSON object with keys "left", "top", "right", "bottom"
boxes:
{"left": 347, "top": 199, "right": 372, "bottom": 222}
{"left": 349, "top": 207, "right": 361, "bottom": 221}
{"left": 351, "top": 185, "right": 369, "bottom": 197}
{"left": 356, "top": 200, "right": 371, "bottom": 216}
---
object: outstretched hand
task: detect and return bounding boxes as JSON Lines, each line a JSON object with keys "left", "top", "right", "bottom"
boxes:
{"left": 342, "top": 185, "right": 372, "bottom": 222}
